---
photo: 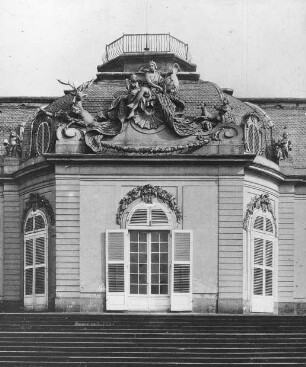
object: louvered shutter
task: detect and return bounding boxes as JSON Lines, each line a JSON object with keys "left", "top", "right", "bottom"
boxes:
{"left": 150, "top": 208, "right": 170, "bottom": 226}
{"left": 106, "top": 230, "right": 127, "bottom": 310}
{"left": 35, "top": 236, "right": 46, "bottom": 295}
{"left": 129, "top": 209, "right": 149, "bottom": 226}
{"left": 25, "top": 239, "right": 34, "bottom": 296}
{"left": 265, "top": 218, "right": 273, "bottom": 233}
{"left": 253, "top": 237, "right": 264, "bottom": 295}
{"left": 171, "top": 230, "right": 193, "bottom": 311}
{"left": 252, "top": 234, "right": 274, "bottom": 312}
{"left": 254, "top": 216, "right": 264, "bottom": 230}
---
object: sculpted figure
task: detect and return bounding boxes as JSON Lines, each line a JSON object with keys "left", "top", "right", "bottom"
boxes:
{"left": 275, "top": 132, "right": 292, "bottom": 160}
{"left": 144, "top": 60, "right": 164, "bottom": 92}
{"left": 126, "top": 61, "right": 164, "bottom": 119}
{"left": 57, "top": 79, "right": 95, "bottom": 127}
{"left": 126, "top": 74, "right": 151, "bottom": 119}
{"left": 3, "top": 129, "right": 21, "bottom": 157}
{"left": 164, "top": 63, "right": 180, "bottom": 94}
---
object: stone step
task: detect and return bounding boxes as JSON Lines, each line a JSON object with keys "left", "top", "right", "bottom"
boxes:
{"left": 0, "top": 314, "right": 304, "bottom": 366}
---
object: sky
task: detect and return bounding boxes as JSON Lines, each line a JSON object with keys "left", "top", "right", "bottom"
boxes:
{"left": 0, "top": 0, "right": 305, "bottom": 98}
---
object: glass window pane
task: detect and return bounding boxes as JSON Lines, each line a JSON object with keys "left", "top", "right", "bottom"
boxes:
{"left": 151, "top": 243, "right": 159, "bottom": 252}
{"left": 160, "top": 253, "right": 168, "bottom": 263}
{"left": 160, "top": 232, "right": 168, "bottom": 242}
{"left": 139, "top": 264, "right": 147, "bottom": 274}
{"left": 130, "top": 274, "right": 138, "bottom": 284}
{"left": 151, "top": 253, "right": 159, "bottom": 263}
{"left": 139, "top": 274, "right": 147, "bottom": 284}
{"left": 160, "top": 243, "right": 168, "bottom": 252}
{"left": 160, "top": 264, "right": 168, "bottom": 273}
{"left": 130, "top": 264, "right": 138, "bottom": 273}
{"left": 139, "top": 253, "right": 147, "bottom": 263}
{"left": 139, "top": 285, "right": 147, "bottom": 294}
{"left": 151, "top": 285, "right": 159, "bottom": 294}
{"left": 130, "top": 285, "right": 138, "bottom": 294}
{"left": 130, "top": 231, "right": 138, "bottom": 242}
{"left": 139, "top": 243, "right": 147, "bottom": 253}
{"left": 151, "top": 264, "right": 159, "bottom": 273}
{"left": 130, "top": 243, "right": 138, "bottom": 252}
{"left": 151, "top": 232, "right": 159, "bottom": 242}
{"left": 160, "top": 285, "right": 168, "bottom": 294}
{"left": 160, "top": 274, "right": 168, "bottom": 284}
{"left": 139, "top": 232, "right": 147, "bottom": 242}
{"left": 151, "top": 274, "right": 159, "bottom": 283}
{"left": 130, "top": 253, "right": 138, "bottom": 263}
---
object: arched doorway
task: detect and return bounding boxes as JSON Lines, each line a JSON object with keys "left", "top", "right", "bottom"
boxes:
{"left": 24, "top": 210, "right": 48, "bottom": 311}
{"left": 248, "top": 209, "right": 277, "bottom": 313}
{"left": 106, "top": 200, "right": 192, "bottom": 312}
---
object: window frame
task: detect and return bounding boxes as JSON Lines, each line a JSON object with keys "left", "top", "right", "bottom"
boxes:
{"left": 23, "top": 210, "right": 48, "bottom": 307}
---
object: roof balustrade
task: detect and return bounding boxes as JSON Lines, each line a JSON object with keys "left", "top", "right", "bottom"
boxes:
{"left": 103, "top": 33, "right": 190, "bottom": 62}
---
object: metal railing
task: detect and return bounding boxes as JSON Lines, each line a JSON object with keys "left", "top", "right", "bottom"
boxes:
{"left": 103, "top": 34, "right": 190, "bottom": 62}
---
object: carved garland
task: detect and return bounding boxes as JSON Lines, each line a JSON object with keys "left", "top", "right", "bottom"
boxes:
{"left": 243, "top": 193, "right": 277, "bottom": 236}
{"left": 22, "top": 193, "right": 55, "bottom": 228}
{"left": 116, "top": 184, "right": 182, "bottom": 225}
{"left": 86, "top": 136, "right": 211, "bottom": 155}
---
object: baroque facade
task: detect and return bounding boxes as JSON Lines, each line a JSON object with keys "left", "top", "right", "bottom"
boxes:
{"left": 0, "top": 34, "right": 306, "bottom": 314}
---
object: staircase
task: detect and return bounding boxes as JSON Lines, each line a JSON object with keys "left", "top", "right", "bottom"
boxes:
{"left": 0, "top": 314, "right": 305, "bottom": 366}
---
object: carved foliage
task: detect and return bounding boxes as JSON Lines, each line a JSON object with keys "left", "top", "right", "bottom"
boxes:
{"left": 116, "top": 184, "right": 181, "bottom": 225}
{"left": 243, "top": 193, "right": 277, "bottom": 236}
{"left": 22, "top": 193, "right": 55, "bottom": 228}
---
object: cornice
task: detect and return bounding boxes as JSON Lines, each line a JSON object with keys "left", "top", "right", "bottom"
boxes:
{"left": 43, "top": 153, "right": 256, "bottom": 166}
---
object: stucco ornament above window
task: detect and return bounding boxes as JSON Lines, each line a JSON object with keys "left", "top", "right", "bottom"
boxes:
{"left": 22, "top": 193, "right": 55, "bottom": 228}
{"left": 116, "top": 184, "right": 181, "bottom": 225}
{"left": 49, "top": 61, "right": 239, "bottom": 155}
{"left": 243, "top": 193, "right": 277, "bottom": 236}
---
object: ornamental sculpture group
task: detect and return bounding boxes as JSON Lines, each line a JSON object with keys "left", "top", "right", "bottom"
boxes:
{"left": 54, "top": 61, "right": 237, "bottom": 154}
{"left": 2, "top": 61, "right": 293, "bottom": 160}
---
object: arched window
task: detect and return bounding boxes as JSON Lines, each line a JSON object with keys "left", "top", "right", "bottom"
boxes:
{"left": 127, "top": 202, "right": 172, "bottom": 229}
{"left": 35, "top": 121, "right": 51, "bottom": 155}
{"left": 250, "top": 210, "right": 276, "bottom": 313}
{"left": 244, "top": 115, "right": 262, "bottom": 154}
{"left": 24, "top": 210, "right": 48, "bottom": 310}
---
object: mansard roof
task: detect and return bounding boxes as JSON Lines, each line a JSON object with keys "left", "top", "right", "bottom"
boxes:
{"left": 1, "top": 34, "right": 305, "bottom": 176}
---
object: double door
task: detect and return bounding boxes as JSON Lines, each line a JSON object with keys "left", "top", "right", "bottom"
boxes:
{"left": 128, "top": 230, "right": 170, "bottom": 311}
{"left": 106, "top": 229, "right": 192, "bottom": 312}
{"left": 24, "top": 234, "right": 48, "bottom": 310}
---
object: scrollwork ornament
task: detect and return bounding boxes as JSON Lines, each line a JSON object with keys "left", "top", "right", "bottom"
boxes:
{"left": 116, "top": 184, "right": 182, "bottom": 225}
{"left": 22, "top": 193, "right": 55, "bottom": 229}
{"left": 243, "top": 193, "right": 277, "bottom": 236}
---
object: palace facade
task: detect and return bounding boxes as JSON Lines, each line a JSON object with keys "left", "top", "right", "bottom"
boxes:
{"left": 1, "top": 34, "right": 306, "bottom": 314}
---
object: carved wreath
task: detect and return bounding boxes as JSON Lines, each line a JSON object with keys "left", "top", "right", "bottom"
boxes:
{"left": 22, "top": 193, "right": 55, "bottom": 228}
{"left": 116, "top": 184, "right": 182, "bottom": 225}
{"left": 243, "top": 193, "right": 277, "bottom": 236}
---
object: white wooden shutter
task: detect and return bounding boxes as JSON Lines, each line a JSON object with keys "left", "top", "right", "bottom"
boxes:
{"left": 35, "top": 236, "right": 46, "bottom": 295}
{"left": 171, "top": 230, "right": 193, "bottom": 311}
{"left": 25, "top": 238, "right": 34, "bottom": 297}
{"left": 106, "top": 230, "right": 127, "bottom": 310}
